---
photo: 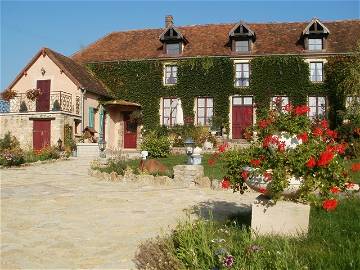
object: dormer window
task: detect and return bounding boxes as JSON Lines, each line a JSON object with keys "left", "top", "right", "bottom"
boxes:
{"left": 160, "top": 16, "right": 187, "bottom": 56}
{"left": 229, "top": 21, "right": 255, "bottom": 53}
{"left": 302, "top": 18, "right": 330, "bottom": 51}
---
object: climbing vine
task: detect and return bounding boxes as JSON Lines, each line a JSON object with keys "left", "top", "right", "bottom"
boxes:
{"left": 87, "top": 55, "right": 347, "bottom": 131}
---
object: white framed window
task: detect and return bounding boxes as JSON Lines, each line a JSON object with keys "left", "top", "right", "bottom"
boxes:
{"left": 232, "top": 96, "right": 253, "bottom": 105}
{"left": 235, "top": 40, "right": 249, "bottom": 52}
{"left": 310, "top": 62, "right": 323, "bottom": 82}
{"left": 162, "top": 97, "right": 178, "bottom": 126}
{"left": 166, "top": 43, "right": 181, "bottom": 55}
{"left": 346, "top": 96, "right": 360, "bottom": 108}
{"left": 164, "top": 65, "right": 177, "bottom": 85}
{"left": 234, "top": 63, "right": 250, "bottom": 87}
{"left": 308, "top": 38, "right": 323, "bottom": 51}
{"left": 196, "top": 97, "right": 213, "bottom": 125}
{"left": 271, "top": 96, "right": 289, "bottom": 112}
{"left": 308, "top": 96, "right": 326, "bottom": 119}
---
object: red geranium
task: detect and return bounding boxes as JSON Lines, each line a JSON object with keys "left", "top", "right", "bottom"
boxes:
{"left": 320, "top": 119, "right": 329, "bottom": 129}
{"left": 297, "top": 132, "right": 308, "bottom": 143}
{"left": 218, "top": 143, "right": 229, "bottom": 153}
{"left": 284, "top": 103, "right": 293, "bottom": 112}
{"left": 351, "top": 163, "right": 360, "bottom": 172}
{"left": 241, "top": 170, "right": 249, "bottom": 180}
{"left": 258, "top": 119, "right": 270, "bottom": 129}
{"left": 326, "top": 129, "right": 337, "bottom": 139}
{"left": 294, "top": 105, "right": 310, "bottom": 115}
{"left": 317, "top": 150, "right": 335, "bottom": 167}
{"left": 322, "top": 199, "right": 338, "bottom": 211}
{"left": 263, "top": 172, "right": 272, "bottom": 181}
{"left": 208, "top": 159, "right": 216, "bottom": 167}
{"left": 306, "top": 156, "right": 316, "bottom": 168}
{"left": 312, "top": 127, "right": 323, "bottom": 137}
{"left": 278, "top": 142, "right": 286, "bottom": 152}
{"left": 221, "top": 178, "right": 231, "bottom": 189}
{"left": 258, "top": 187, "right": 267, "bottom": 194}
{"left": 250, "top": 159, "right": 261, "bottom": 167}
{"left": 330, "top": 186, "right": 341, "bottom": 194}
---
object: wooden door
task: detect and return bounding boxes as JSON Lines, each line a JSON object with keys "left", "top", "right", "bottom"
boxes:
{"left": 123, "top": 113, "right": 137, "bottom": 148}
{"left": 232, "top": 106, "right": 253, "bottom": 139}
{"left": 33, "top": 120, "right": 51, "bottom": 150}
{"left": 36, "top": 80, "right": 51, "bottom": 112}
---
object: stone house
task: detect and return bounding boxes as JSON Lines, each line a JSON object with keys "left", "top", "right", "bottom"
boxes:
{"left": 1, "top": 16, "right": 359, "bottom": 151}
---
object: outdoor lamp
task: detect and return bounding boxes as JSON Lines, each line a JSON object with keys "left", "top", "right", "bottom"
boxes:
{"left": 184, "top": 137, "right": 195, "bottom": 165}
{"left": 57, "top": 138, "right": 63, "bottom": 151}
{"left": 98, "top": 140, "right": 107, "bottom": 158}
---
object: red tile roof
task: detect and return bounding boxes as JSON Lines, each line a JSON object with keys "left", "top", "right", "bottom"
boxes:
{"left": 72, "top": 19, "right": 360, "bottom": 63}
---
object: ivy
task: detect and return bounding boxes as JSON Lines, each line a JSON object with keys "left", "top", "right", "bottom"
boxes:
{"left": 87, "top": 55, "right": 346, "bottom": 131}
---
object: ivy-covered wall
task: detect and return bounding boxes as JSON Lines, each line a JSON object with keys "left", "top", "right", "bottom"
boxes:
{"left": 87, "top": 55, "right": 346, "bottom": 131}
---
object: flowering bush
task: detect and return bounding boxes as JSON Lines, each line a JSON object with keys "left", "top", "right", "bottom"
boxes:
{"left": 222, "top": 102, "right": 353, "bottom": 207}
{"left": 26, "top": 88, "right": 42, "bottom": 101}
{"left": 0, "top": 147, "right": 25, "bottom": 166}
{"left": 1, "top": 89, "right": 17, "bottom": 101}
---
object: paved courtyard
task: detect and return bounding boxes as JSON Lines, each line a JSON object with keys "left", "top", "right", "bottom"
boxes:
{"left": 1, "top": 158, "right": 257, "bottom": 269}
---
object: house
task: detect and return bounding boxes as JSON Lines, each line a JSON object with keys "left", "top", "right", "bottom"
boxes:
{"left": 1, "top": 16, "right": 359, "bottom": 151}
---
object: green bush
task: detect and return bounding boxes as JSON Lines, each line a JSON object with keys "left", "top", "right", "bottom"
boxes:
{"left": 0, "top": 132, "right": 20, "bottom": 152}
{"left": 0, "top": 148, "right": 25, "bottom": 166}
{"left": 141, "top": 131, "right": 171, "bottom": 158}
{"left": 35, "top": 146, "right": 60, "bottom": 161}
{"left": 94, "top": 158, "right": 127, "bottom": 175}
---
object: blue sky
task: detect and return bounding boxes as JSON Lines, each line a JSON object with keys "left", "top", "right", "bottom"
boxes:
{"left": 1, "top": 0, "right": 359, "bottom": 90}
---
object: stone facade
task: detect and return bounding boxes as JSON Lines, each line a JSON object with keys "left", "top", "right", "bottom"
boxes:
{"left": 173, "top": 165, "right": 204, "bottom": 187}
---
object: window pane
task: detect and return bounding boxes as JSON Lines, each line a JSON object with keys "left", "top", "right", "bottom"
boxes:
{"left": 243, "top": 97, "right": 253, "bottom": 105}
{"left": 207, "top": 107, "right": 213, "bottom": 117}
{"left": 198, "top": 117, "right": 205, "bottom": 125}
{"left": 163, "top": 98, "right": 170, "bottom": 107}
{"left": 207, "top": 98, "right": 213, "bottom": 107}
{"left": 166, "top": 43, "right": 180, "bottom": 55}
{"left": 235, "top": 40, "right": 249, "bottom": 52}
{"left": 318, "top": 97, "right": 326, "bottom": 106}
{"left": 197, "top": 98, "right": 205, "bottom": 107}
{"left": 309, "top": 39, "right": 322, "bottom": 50}
{"left": 164, "top": 65, "right": 178, "bottom": 85}
{"left": 308, "top": 97, "right": 317, "bottom": 106}
{"left": 198, "top": 108, "right": 205, "bottom": 117}
{"left": 233, "top": 97, "right": 242, "bottom": 105}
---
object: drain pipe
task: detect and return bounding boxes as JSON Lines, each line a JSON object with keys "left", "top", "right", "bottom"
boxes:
{"left": 80, "top": 88, "right": 86, "bottom": 132}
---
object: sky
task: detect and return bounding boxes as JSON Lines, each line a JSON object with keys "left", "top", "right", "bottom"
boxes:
{"left": 1, "top": 0, "right": 359, "bottom": 90}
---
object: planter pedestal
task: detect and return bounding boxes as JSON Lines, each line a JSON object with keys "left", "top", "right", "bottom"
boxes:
{"left": 251, "top": 195, "right": 310, "bottom": 236}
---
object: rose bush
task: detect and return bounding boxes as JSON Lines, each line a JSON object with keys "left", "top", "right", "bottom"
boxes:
{"left": 221, "top": 102, "right": 353, "bottom": 208}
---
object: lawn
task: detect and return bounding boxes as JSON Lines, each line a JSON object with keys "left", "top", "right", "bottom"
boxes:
{"left": 348, "top": 158, "right": 360, "bottom": 183}
{"left": 135, "top": 197, "right": 360, "bottom": 270}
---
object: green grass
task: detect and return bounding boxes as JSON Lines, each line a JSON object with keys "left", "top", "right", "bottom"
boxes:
{"left": 125, "top": 153, "right": 225, "bottom": 179}
{"left": 165, "top": 197, "right": 360, "bottom": 270}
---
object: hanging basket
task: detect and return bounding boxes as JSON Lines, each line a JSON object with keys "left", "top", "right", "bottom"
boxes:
{"left": 26, "top": 88, "right": 42, "bottom": 101}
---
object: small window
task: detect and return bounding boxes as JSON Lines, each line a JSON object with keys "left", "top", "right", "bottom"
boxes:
{"left": 346, "top": 96, "right": 360, "bottom": 108}
{"left": 310, "top": 62, "right": 323, "bottom": 82}
{"left": 271, "top": 96, "right": 289, "bottom": 112}
{"left": 162, "top": 97, "right": 179, "bottom": 126}
{"left": 164, "top": 65, "right": 177, "bottom": 85}
{"left": 166, "top": 43, "right": 181, "bottom": 55}
{"left": 308, "top": 38, "right": 322, "bottom": 51}
{"left": 197, "top": 97, "right": 213, "bottom": 125}
{"left": 235, "top": 40, "right": 249, "bottom": 52}
{"left": 308, "top": 96, "right": 326, "bottom": 119}
{"left": 234, "top": 63, "right": 250, "bottom": 87}
{"left": 232, "top": 96, "right": 253, "bottom": 105}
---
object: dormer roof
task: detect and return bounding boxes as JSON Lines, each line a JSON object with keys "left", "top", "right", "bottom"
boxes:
{"left": 302, "top": 18, "right": 330, "bottom": 36}
{"left": 229, "top": 21, "right": 255, "bottom": 39}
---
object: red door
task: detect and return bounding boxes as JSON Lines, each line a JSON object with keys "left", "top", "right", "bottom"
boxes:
{"left": 36, "top": 80, "right": 51, "bottom": 112}
{"left": 33, "top": 120, "right": 51, "bottom": 150}
{"left": 232, "top": 106, "right": 253, "bottom": 139}
{"left": 123, "top": 113, "right": 137, "bottom": 148}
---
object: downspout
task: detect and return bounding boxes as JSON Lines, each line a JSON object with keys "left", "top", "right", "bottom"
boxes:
{"left": 80, "top": 88, "right": 86, "bottom": 132}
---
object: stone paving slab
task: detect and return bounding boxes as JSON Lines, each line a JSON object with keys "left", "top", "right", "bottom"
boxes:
{"left": 1, "top": 158, "right": 257, "bottom": 269}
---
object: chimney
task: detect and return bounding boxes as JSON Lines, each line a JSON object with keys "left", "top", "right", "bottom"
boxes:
{"left": 165, "top": 15, "right": 173, "bottom": 28}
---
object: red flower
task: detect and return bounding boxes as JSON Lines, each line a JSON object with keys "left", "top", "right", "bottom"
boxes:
{"left": 263, "top": 172, "right": 272, "bottom": 181}
{"left": 322, "top": 199, "right": 338, "bottom": 212}
{"left": 297, "top": 132, "right": 308, "bottom": 143}
{"left": 330, "top": 186, "right": 341, "bottom": 194}
{"left": 312, "top": 127, "right": 323, "bottom": 137}
{"left": 221, "top": 178, "right": 231, "bottom": 189}
{"left": 284, "top": 103, "right": 293, "bottom": 112}
{"left": 317, "top": 150, "right": 335, "bottom": 167}
{"left": 258, "top": 119, "right": 270, "bottom": 129}
{"left": 306, "top": 156, "right": 316, "bottom": 168}
{"left": 258, "top": 187, "right": 267, "bottom": 194}
{"left": 294, "top": 105, "right": 310, "bottom": 115}
{"left": 278, "top": 142, "right": 286, "bottom": 152}
{"left": 326, "top": 129, "right": 337, "bottom": 139}
{"left": 208, "top": 159, "right": 216, "bottom": 167}
{"left": 345, "top": 182, "right": 355, "bottom": 189}
{"left": 241, "top": 170, "right": 249, "bottom": 180}
{"left": 320, "top": 119, "right": 329, "bottom": 129}
{"left": 351, "top": 163, "right": 360, "bottom": 172}
{"left": 218, "top": 143, "right": 229, "bottom": 153}
{"left": 263, "top": 135, "right": 279, "bottom": 148}
{"left": 335, "top": 143, "right": 347, "bottom": 155}
{"left": 250, "top": 159, "right": 261, "bottom": 167}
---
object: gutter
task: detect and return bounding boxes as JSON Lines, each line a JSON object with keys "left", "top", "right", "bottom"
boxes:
{"left": 80, "top": 88, "right": 86, "bottom": 132}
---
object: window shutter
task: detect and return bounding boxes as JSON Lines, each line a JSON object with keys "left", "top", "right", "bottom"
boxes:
{"left": 89, "top": 107, "right": 94, "bottom": 128}
{"left": 99, "top": 108, "right": 104, "bottom": 142}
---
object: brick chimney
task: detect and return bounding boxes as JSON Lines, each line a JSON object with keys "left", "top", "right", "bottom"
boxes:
{"left": 165, "top": 15, "right": 173, "bottom": 28}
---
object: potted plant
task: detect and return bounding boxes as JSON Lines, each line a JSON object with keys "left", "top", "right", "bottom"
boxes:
{"left": 1, "top": 89, "right": 17, "bottom": 101}
{"left": 52, "top": 100, "right": 61, "bottom": 111}
{"left": 129, "top": 110, "right": 143, "bottom": 125}
{"left": 209, "top": 115, "right": 223, "bottom": 136}
{"left": 222, "top": 102, "right": 356, "bottom": 209}
{"left": 19, "top": 101, "right": 28, "bottom": 112}
{"left": 26, "top": 88, "right": 42, "bottom": 101}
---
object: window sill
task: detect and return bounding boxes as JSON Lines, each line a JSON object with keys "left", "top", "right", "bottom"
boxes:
{"left": 164, "top": 83, "right": 177, "bottom": 86}
{"left": 234, "top": 85, "right": 250, "bottom": 88}
{"left": 310, "top": 81, "right": 324, "bottom": 84}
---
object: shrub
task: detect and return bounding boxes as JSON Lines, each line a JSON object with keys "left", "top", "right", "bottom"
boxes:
{"left": 141, "top": 131, "right": 171, "bottom": 158}
{"left": 94, "top": 158, "right": 127, "bottom": 176}
{"left": 0, "top": 147, "right": 25, "bottom": 166}
{"left": 19, "top": 101, "right": 28, "bottom": 112}
{"left": 52, "top": 100, "right": 61, "bottom": 111}
{"left": 0, "top": 132, "right": 20, "bottom": 152}
{"left": 134, "top": 236, "right": 184, "bottom": 270}
{"left": 1, "top": 89, "right": 17, "bottom": 101}
{"left": 34, "top": 146, "right": 60, "bottom": 161}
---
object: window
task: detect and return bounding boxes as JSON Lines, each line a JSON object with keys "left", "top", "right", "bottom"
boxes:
{"left": 197, "top": 97, "right": 213, "bottom": 125}
{"left": 308, "top": 96, "right": 326, "bottom": 119}
{"left": 234, "top": 63, "right": 250, "bottom": 87}
{"left": 235, "top": 40, "right": 249, "bottom": 52}
{"left": 164, "top": 65, "right": 177, "bottom": 85}
{"left": 166, "top": 43, "right": 181, "bottom": 55}
{"left": 308, "top": 38, "right": 323, "bottom": 51}
{"left": 271, "top": 96, "right": 289, "bottom": 112}
{"left": 162, "top": 98, "right": 178, "bottom": 126}
{"left": 310, "top": 62, "right": 323, "bottom": 82}
{"left": 346, "top": 96, "right": 360, "bottom": 108}
{"left": 232, "top": 96, "right": 253, "bottom": 105}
